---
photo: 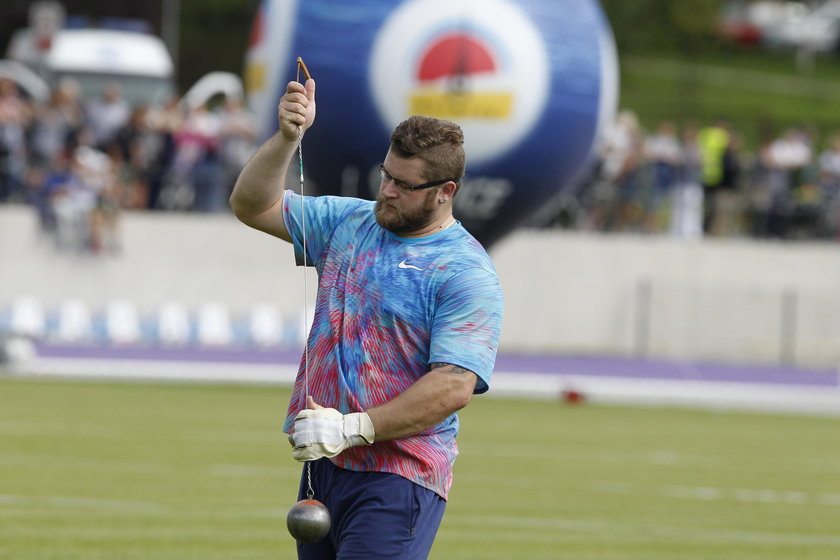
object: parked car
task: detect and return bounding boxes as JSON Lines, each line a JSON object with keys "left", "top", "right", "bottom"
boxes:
{"left": 774, "top": 0, "right": 840, "bottom": 52}
{"left": 7, "top": 27, "right": 175, "bottom": 106}
{"left": 721, "top": 0, "right": 840, "bottom": 52}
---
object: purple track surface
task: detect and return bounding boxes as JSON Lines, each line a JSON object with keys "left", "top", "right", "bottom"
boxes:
{"left": 34, "top": 343, "right": 838, "bottom": 388}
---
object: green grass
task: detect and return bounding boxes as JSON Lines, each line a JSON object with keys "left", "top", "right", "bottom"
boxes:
{"left": 1, "top": 377, "right": 839, "bottom": 559}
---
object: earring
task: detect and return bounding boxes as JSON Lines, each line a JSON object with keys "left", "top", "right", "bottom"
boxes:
{"left": 439, "top": 197, "right": 447, "bottom": 203}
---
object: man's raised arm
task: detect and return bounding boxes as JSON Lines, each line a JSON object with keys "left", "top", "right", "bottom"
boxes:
{"left": 229, "top": 78, "right": 316, "bottom": 241}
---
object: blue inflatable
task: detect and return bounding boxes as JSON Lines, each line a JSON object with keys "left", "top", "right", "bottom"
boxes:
{"left": 245, "top": 0, "right": 618, "bottom": 248}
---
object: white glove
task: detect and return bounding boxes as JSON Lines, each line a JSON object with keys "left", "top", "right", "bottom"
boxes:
{"left": 290, "top": 407, "right": 375, "bottom": 461}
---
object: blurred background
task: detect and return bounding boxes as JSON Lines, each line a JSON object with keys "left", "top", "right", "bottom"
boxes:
{"left": 1, "top": 2, "right": 839, "bottom": 559}
{"left": 0, "top": 0, "right": 838, "bottom": 410}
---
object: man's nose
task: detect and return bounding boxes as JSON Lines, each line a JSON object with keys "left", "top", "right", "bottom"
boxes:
{"left": 381, "top": 180, "right": 400, "bottom": 198}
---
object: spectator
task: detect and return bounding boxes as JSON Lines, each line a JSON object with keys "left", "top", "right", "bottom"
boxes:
{"left": 746, "top": 133, "right": 776, "bottom": 238}
{"left": 28, "top": 78, "right": 84, "bottom": 172}
{"left": 761, "top": 128, "right": 813, "bottom": 238}
{"left": 113, "top": 106, "right": 167, "bottom": 209}
{"left": 818, "top": 133, "right": 840, "bottom": 192}
{"left": 32, "top": 148, "right": 75, "bottom": 238}
{"left": 670, "top": 123, "right": 704, "bottom": 240}
{"left": 643, "top": 120, "right": 683, "bottom": 232}
{"left": 0, "top": 78, "right": 32, "bottom": 202}
{"left": 84, "top": 81, "right": 130, "bottom": 151}
{"left": 143, "top": 95, "right": 182, "bottom": 210}
{"left": 816, "top": 133, "right": 840, "bottom": 237}
{"left": 710, "top": 130, "right": 745, "bottom": 237}
{"left": 91, "top": 146, "right": 123, "bottom": 255}
{"left": 218, "top": 94, "right": 258, "bottom": 203}
{"left": 46, "top": 146, "right": 94, "bottom": 252}
{"left": 4, "top": 80, "right": 840, "bottom": 246}
{"left": 165, "top": 101, "right": 222, "bottom": 212}
{"left": 71, "top": 131, "right": 119, "bottom": 253}
{"left": 697, "top": 118, "right": 732, "bottom": 233}
{"left": 598, "top": 109, "right": 645, "bottom": 231}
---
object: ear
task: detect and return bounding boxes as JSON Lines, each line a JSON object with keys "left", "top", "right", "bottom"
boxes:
{"left": 440, "top": 180, "right": 458, "bottom": 200}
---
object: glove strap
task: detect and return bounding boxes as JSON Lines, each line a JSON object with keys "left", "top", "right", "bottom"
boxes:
{"left": 344, "top": 412, "right": 375, "bottom": 446}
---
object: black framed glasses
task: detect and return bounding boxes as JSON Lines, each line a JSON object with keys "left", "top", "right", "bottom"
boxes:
{"left": 379, "top": 164, "right": 458, "bottom": 193}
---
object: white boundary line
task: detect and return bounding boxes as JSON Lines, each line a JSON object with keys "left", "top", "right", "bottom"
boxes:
{"left": 491, "top": 371, "right": 840, "bottom": 416}
{"left": 5, "top": 357, "right": 298, "bottom": 385}
{"left": 4, "top": 356, "right": 840, "bottom": 417}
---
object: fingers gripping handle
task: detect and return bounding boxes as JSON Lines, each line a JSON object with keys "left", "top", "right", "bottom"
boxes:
{"left": 291, "top": 408, "right": 375, "bottom": 461}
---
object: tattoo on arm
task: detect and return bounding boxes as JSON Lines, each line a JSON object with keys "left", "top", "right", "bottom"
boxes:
{"left": 430, "top": 363, "right": 471, "bottom": 375}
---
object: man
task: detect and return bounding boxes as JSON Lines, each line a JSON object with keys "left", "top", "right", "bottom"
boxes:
{"left": 230, "top": 76, "right": 503, "bottom": 559}
{"left": 84, "top": 81, "right": 130, "bottom": 151}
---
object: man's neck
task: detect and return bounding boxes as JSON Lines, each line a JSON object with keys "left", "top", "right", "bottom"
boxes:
{"left": 401, "top": 213, "right": 456, "bottom": 238}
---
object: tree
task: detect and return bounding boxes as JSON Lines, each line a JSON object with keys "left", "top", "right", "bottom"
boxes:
{"left": 178, "top": 0, "right": 260, "bottom": 92}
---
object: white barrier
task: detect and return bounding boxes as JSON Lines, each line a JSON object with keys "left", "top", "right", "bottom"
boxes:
{"left": 157, "top": 301, "right": 191, "bottom": 346}
{"left": 9, "top": 296, "right": 45, "bottom": 338}
{"left": 1, "top": 205, "right": 839, "bottom": 368}
{"left": 56, "top": 299, "right": 92, "bottom": 343}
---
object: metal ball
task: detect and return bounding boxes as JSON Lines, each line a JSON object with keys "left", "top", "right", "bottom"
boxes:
{"left": 286, "top": 499, "right": 331, "bottom": 543}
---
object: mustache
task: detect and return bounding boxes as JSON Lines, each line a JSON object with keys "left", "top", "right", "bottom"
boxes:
{"left": 374, "top": 194, "right": 398, "bottom": 215}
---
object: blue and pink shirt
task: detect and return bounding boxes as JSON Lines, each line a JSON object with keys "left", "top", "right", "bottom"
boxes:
{"left": 281, "top": 191, "right": 503, "bottom": 499}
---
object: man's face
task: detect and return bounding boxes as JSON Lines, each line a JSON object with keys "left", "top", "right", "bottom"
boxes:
{"left": 374, "top": 152, "right": 440, "bottom": 235}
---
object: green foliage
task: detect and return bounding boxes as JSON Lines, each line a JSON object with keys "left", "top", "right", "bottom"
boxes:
{"left": 600, "top": 0, "right": 723, "bottom": 53}
{"left": 1, "top": 378, "right": 839, "bottom": 559}
{"left": 617, "top": 50, "right": 840, "bottom": 148}
{"left": 177, "top": 0, "right": 261, "bottom": 93}
{"left": 600, "top": 0, "right": 840, "bottom": 146}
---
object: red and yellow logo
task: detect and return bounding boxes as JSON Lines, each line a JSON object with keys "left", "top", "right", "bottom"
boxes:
{"left": 370, "top": 0, "right": 549, "bottom": 164}
{"left": 409, "top": 34, "right": 513, "bottom": 119}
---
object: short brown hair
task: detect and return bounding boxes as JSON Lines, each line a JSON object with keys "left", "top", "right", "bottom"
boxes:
{"left": 390, "top": 115, "right": 465, "bottom": 188}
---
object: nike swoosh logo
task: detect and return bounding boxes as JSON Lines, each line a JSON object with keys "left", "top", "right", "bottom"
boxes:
{"left": 398, "top": 260, "right": 423, "bottom": 271}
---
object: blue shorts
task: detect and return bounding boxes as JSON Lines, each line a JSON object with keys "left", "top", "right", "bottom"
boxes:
{"left": 295, "top": 458, "right": 446, "bottom": 560}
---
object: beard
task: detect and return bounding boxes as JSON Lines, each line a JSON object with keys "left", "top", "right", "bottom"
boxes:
{"left": 374, "top": 190, "right": 438, "bottom": 234}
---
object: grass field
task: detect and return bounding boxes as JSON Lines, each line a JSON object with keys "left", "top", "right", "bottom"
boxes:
{"left": 1, "top": 376, "right": 839, "bottom": 559}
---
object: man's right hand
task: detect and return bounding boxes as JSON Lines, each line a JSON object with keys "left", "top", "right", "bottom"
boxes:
{"left": 278, "top": 78, "right": 316, "bottom": 142}
{"left": 289, "top": 397, "right": 375, "bottom": 461}
{"left": 230, "top": 77, "right": 315, "bottom": 240}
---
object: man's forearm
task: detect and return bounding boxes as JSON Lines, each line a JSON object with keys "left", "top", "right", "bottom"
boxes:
{"left": 231, "top": 132, "right": 298, "bottom": 214}
{"left": 365, "top": 364, "right": 477, "bottom": 441}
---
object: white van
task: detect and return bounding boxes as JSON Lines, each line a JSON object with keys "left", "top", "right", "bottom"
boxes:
{"left": 7, "top": 28, "right": 175, "bottom": 106}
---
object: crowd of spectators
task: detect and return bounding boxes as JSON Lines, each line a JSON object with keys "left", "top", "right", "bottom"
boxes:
{"left": 0, "top": 76, "right": 258, "bottom": 254}
{"left": 563, "top": 109, "right": 840, "bottom": 241}
{"left": 2, "top": 75, "right": 839, "bottom": 253}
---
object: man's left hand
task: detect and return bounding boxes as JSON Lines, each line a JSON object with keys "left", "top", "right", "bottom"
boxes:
{"left": 289, "top": 397, "right": 375, "bottom": 461}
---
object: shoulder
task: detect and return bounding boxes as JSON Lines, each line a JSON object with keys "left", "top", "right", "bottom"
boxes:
{"left": 285, "top": 191, "right": 372, "bottom": 212}
{"left": 284, "top": 191, "right": 375, "bottom": 226}
{"left": 439, "top": 226, "right": 498, "bottom": 275}
{"left": 427, "top": 228, "right": 501, "bottom": 298}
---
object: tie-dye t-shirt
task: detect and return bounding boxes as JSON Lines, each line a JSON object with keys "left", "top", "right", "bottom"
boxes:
{"left": 281, "top": 191, "right": 503, "bottom": 499}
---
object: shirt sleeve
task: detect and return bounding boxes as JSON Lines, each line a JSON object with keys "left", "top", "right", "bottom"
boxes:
{"left": 429, "top": 267, "right": 504, "bottom": 394}
{"left": 282, "top": 191, "right": 368, "bottom": 267}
